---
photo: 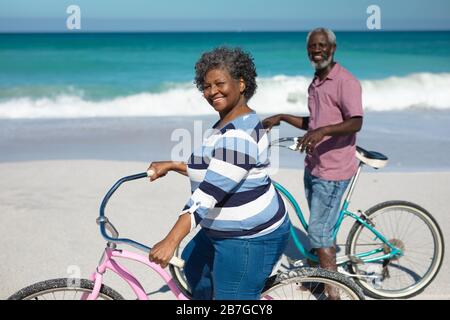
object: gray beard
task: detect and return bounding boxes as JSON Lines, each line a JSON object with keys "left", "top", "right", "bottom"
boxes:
{"left": 310, "top": 55, "right": 333, "bottom": 70}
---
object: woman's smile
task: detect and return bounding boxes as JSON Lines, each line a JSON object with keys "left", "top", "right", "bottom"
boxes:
{"left": 203, "top": 68, "right": 244, "bottom": 114}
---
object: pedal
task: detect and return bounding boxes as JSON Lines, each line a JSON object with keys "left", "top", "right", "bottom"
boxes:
{"left": 338, "top": 267, "right": 382, "bottom": 280}
{"left": 293, "top": 259, "right": 308, "bottom": 267}
{"left": 287, "top": 257, "right": 308, "bottom": 267}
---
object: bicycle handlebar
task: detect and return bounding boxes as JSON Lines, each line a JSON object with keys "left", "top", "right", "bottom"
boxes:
{"left": 97, "top": 170, "right": 184, "bottom": 269}
{"left": 269, "top": 136, "right": 302, "bottom": 151}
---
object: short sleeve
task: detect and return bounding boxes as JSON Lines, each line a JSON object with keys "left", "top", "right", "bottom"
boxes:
{"left": 339, "top": 79, "right": 364, "bottom": 119}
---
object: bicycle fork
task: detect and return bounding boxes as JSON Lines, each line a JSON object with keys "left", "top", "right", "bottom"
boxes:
{"left": 84, "top": 247, "right": 149, "bottom": 300}
{"left": 84, "top": 246, "right": 189, "bottom": 300}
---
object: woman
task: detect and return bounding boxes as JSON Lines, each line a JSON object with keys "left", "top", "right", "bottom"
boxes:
{"left": 148, "top": 47, "right": 290, "bottom": 300}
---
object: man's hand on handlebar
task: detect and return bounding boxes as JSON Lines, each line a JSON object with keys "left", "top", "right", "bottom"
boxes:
{"left": 297, "top": 128, "right": 326, "bottom": 154}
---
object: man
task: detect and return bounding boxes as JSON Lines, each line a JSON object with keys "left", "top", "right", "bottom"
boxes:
{"left": 263, "top": 28, "right": 363, "bottom": 282}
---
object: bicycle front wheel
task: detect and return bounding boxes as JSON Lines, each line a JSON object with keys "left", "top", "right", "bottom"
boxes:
{"left": 8, "top": 278, "right": 124, "bottom": 300}
{"left": 346, "top": 201, "right": 445, "bottom": 299}
{"left": 261, "top": 267, "right": 365, "bottom": 300}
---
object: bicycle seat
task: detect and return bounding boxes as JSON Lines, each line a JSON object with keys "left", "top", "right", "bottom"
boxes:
{"left": 356, "top": 146, "right": 388, "bottom": 169}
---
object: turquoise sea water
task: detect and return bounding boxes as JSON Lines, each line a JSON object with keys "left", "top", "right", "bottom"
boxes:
{"left": 0, "top": 31, "right": 449, "bottom": 106}
{"left": 0, "top": 32, "right": 449, "bottom": 170}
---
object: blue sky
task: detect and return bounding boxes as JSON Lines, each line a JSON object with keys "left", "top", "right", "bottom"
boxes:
{"left": 1, "top": 0, "right": 450, "bottom": 31}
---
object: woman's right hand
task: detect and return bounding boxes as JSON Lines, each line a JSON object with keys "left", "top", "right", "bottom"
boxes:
{"left": 148, "top": 237, "right": 177, "bottom": 269}
{"left": 147, "top": 161, "right": 173, "bottom": 182}
{"left": 262, "top": 114, "right": 282, "bottom": 131}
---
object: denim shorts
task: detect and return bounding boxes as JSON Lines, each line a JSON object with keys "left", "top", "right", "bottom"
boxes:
{"left": 181, "top": 216, "right": 290, "bottom": 300}
{"left": 304, "top": 170, "right": 350, "bottom": 249}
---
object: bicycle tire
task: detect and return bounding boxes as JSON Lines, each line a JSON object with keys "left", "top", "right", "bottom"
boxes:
{"left": 168, "top": 264, "right": 193, "bottom": 299}
{"left": 170, "top": 226, "right": 201, "bottom": 296}
{"left": 261, "top": 267, "right": 365, "bottom": 300}
{"left": 8, "top": 278, "right": 124, "bottom": 300}
{"left": 346, "top": 200, "right": 445, "bottom": 299}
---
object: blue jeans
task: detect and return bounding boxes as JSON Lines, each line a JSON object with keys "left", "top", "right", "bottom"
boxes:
{"left": 304, "top": 170, "right": 350, "bottom": 249}
{"left": 181, "top": 216, "right": 290, "bottom": 300}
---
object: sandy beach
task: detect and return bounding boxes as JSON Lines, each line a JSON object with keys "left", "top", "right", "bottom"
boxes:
{"left": 1, "top": 6, "right": 450, "bottom": 304}
{"left": 0, "top": 160, "right": 448, "bottom": 300}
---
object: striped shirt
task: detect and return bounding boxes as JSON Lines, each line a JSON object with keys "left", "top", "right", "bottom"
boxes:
{"left": 182, "top": 111, "right": 287, "bottom": 239}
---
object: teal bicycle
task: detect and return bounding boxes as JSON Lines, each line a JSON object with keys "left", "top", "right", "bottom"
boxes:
{"left": 271, "top": 137, "right": 445, "bottom": 299}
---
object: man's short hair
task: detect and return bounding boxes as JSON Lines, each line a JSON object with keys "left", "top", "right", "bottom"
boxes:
{"left": 306, "top": 28, "right": 337, "bottom": 46}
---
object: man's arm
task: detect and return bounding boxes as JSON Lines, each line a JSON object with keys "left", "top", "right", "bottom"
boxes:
{"left": 262, "top": 114, "right": 309, "bottom": 131}
{"left": 320, "top": 116, "right": 362, "bottom": 137}
{"left": 298, "top": 117, "right": 362, "bottom": 153}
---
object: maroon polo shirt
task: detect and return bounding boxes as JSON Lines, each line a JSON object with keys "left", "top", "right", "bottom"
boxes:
{"left": 305, "top": 63, "right": 364, "bottom": 180}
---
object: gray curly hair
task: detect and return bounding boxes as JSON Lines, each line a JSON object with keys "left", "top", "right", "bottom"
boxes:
{"left": 194, "top": 46, "right": 258, "bottom": 101}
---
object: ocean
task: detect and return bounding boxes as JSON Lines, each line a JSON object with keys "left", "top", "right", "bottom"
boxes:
{"left": 1, "top": 32, "right": 450, "bottom": 171}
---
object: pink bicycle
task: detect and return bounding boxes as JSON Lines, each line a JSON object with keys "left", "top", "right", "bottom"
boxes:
{"left": 8, "top": 171, "right": 364, "bottom": 300}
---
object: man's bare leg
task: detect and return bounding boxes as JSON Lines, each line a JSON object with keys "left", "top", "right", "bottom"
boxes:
{"left": 316, "top": 246, "right": 340, "bottom": 300}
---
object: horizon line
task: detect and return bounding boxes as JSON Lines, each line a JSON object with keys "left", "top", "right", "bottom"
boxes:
{"left": 1, "top": 29, "right": 450, "bottom": 34}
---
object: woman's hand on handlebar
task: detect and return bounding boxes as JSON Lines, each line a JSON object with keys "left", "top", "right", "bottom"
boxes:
{"left": 147, "top": 161, "right": 188, "bottom": 181}
{"left": 148, "top": 237, "right": 177, "bottom": 269}
{"left": 147, "top": 161, "right": 173, "bottom": 181}
{"left": 149, "top": 213, "right": 192, "bottom": 268}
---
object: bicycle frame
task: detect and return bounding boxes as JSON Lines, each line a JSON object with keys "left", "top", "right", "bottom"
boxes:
{"left": 274, "top": 162, "right": 404, "bottom": 264}
{"left": 84, "top": 247, "right": 189, "bottom": 300}
{"left": 82, "top": 169, "right": 365, "bottom": 300}
{"left": 90, "top": 171, "right": 190, "bottom": 300}
{"left": 91, "top": 172, "right": 290, "bottom": 301}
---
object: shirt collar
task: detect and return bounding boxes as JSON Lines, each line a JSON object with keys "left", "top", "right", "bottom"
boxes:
{"left": 313, "top": 62, "right": 340, "bottom": 85}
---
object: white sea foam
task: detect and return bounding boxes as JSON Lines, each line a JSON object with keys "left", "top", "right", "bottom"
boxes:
{"left": 1, "top": 72, "right": 450, "bottom": 119}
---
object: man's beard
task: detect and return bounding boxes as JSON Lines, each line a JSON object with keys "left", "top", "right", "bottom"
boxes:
{"left": 310, "top": 53, "right": 333, "bottom": 70}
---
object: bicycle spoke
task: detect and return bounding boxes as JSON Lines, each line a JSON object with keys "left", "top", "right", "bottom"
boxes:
{"left": 398, "top": 210, "right": 415, "bottom": 241}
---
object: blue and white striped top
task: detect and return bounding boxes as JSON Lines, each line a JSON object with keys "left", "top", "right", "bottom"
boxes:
{"left": 182, "top": 111, "right": 287, "bottom": 239}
